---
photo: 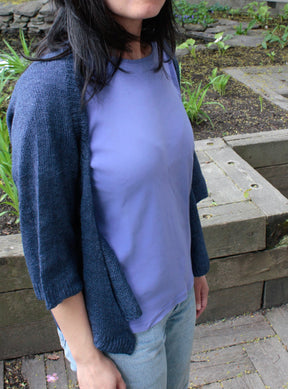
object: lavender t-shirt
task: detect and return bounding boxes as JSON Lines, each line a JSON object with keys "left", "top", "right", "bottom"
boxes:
{"left": 87, "top": 45, "right": 194, "bottom": 333}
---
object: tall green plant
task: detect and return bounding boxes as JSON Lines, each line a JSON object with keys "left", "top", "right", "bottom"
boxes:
{"left": 207, "top": 32, "right": 232, "bottom": 55}
{"left": 208, "top": 68, "right": 231, "bottom": 96}
{"left": 0, "top": 116, "right": 19, "bottom": 221}
{"left": 181, "top": 79, "right": 224, "bottom": 127}
{"left": 0, "top": 29, "right": 31, "bottom": 79}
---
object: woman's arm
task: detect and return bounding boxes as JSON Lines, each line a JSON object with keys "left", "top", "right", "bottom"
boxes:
{"left": 52, "top": 292, "right": 126, "bottom": 389}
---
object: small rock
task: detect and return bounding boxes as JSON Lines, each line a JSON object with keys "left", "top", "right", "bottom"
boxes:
{"left": 185, "top": 23, "right": 206, "bottom": 32}
{"left": 14, "top": 0, "right": 43, "bottom": 18}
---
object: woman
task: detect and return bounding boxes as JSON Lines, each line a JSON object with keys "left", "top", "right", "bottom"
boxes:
{"left": 8, "top": 0, "right": 210, "bottom": 388}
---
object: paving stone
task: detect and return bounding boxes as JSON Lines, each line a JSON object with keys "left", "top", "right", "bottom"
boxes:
{"left": 185, "top": 23, "right": 205, "bottom": 32}
{"left": 64, "top": 357, "right": 78, "bottom": 388}
{"left": 221, "top": 373, "right": 265, "bottom": 388}
{"left": 224, "top": 65, "right": 288, "bottom": 111}
{"left": 216, "top": 18, "right": 239, "bottom": 26}
{"left": 46, "top": 351, "right": 68, "bottom": 389}
{"left": 0, "top": 361, "right": 3, "bottom": 389}
{"left": 193, "top": 312, "right": 274, "bottom": 354}
{"left": 197, "top": 383, "right": 222, "bottom": 388}
{"left": 245, "top": 336, "right": 288, "bottom": 388}
{"left": 21, "top": 354, "right": 46, "bottom": 389}
{"left": 189, "top": 345, "right": 255, "bottom": 387}
{"left": 265, "top": 304, "right": 288, "bottom": 348}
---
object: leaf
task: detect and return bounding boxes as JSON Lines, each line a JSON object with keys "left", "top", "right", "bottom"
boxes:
{"left": 47, "top": 353, "right": 60, "bottom": 360}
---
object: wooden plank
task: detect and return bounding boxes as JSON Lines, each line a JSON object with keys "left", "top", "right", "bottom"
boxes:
{"left": 0, "top": 319, "right": 60, "bottom": 360}
{"left": 221, "top": 373, "right": 265, "bottom": 388}
{"left": 193, "top": 312, "right": 274, "bottom": 354}
{"left": 64, "top": 358, "right": 78, "bottom": 389}
{"left": 224, "top": 129, "right": 288, "bottom": 168}
{"left": 0, "top": 289, "right": 51, "bottom": 327}
{"left": 245, "top": 337, "right": 288, "bottom": 388}
{"left": 199, "top": 201, "right": 266, "bottom": 258}
{"left": 200, "top": 161, "right": 246, "bottom": 205}
{"left": 206, "top": 145, "right": 288, "bottom": 218}
{"left": 265, "top": 304, "right": 288, "bottom": 348}
{"left": 257, "top": 164, "right": 288, "bottom": 199}
{"left": 189, "top": 345, "right": 255, "bottom": 387}
{"left": 263, "top": 277, "right": 288, "bottom": 308}
{"left": 0, "top": 234, "right": 23, "bottom": 258}
{"left": 0, "top": 361, "right": 3, "bottom": 389}
{"left": 45, "top": 351, "right": 68, "bottom": 389}
{"left": 195, "top": 138, "right": 226, "bottom": 151}
{"left": 21, "top": 354, "right": 46, "bottom": 389}
{"left": 207, "top": 246, "right": 288, "bottom": 292}
{"left": 197, "top": 282, "right": 263, "bottom": 324}
{"left": 0, "top": 255, "right": 32, "bottom": 293}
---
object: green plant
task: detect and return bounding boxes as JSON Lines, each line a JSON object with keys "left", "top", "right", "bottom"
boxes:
{"left": 208, "top": 68, "right": 231, "bottom": 96}
{"left": 181, "top": 79, "right": 224, "bottom": 127}
{"left": 235, "top": 20, "right": 256, "bottom": 35}
{"left": 266, "top": 50, "right": 276, "bottom": 61}
{"left": 0, "top": 116, "right": 19, "bottom": 221}
{"left": 280, "top": 3, "right": 288, "bottom": 21}
{"left": 262, "top": 25, "right": 288, "bottom": 49}
{"left": 207, "top": 32, "right": 232, "bottom": 55}
{"left": 173, "top": 0, "right": 215, "bottom": 27}
{"left": 243, "top": 1, "right": 271, "bottom": 26}
{"left": 229, "top": 8, "right": 241, "bottom": 16}
{"left": 177, "top": 38, "right": 197, "bottom": 60}
{"left": 0, "top": 29, "right": 31, "bottom": 80}
{"left": 259, "top": 95, "right": 263, "bottom": 112}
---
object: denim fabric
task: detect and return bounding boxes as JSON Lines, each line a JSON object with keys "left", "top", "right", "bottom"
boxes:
{"left": 58, "top": 288, "right": 196, "bottom": 389}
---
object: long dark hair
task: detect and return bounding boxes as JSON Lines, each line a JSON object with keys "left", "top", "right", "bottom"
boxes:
{"left": 37, "top": 0, "right": 177, "bottom": 101}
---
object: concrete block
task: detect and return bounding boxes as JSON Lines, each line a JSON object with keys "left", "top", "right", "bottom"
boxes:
{"left": 263, "top": 276, "right": 288, "bottom": 308}
{"left": 197, "top": 282, "right": 263, "bottom": 323}
{"left": 0, "top": 318, "right": 60, "bottom": 359}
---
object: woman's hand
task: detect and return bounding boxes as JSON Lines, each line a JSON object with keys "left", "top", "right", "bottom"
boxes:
{"left": 194, "top": 275, "right": 209, "bottom": 319}
{"left": 76, "top": 350, "right": 126, "bottom": 389}
{"left": 51, "top": 292, "right": 126, "bottom": 388}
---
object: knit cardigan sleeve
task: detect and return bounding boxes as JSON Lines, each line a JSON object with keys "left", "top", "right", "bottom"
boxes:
{"left": 7, "top": 59, "right": 84, "bottom": 309}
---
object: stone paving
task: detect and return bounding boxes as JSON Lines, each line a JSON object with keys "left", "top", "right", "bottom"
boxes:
{"left": 1, "top": 303, "right": 288, "bottom": 388}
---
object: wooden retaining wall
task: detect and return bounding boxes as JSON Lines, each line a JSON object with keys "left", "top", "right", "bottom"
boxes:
{"left": 1, "top": 130, "right": 288, "bottom": 359}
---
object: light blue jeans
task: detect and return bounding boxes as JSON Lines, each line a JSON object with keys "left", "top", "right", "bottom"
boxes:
{"left": 58, "top": 288, "right": 196, "bottom": 389}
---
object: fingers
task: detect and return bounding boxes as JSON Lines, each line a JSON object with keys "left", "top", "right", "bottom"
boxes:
{"left": 194, "top": 276, "right": 209, "bottom": 319}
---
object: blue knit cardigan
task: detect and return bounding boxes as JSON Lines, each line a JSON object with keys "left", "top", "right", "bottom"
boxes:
{"left": 7, "top": 54, "right": 209, "bottom": 355}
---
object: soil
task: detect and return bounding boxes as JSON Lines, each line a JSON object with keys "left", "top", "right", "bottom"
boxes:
{"left": 0, "top": 31, "right": 288, "bottom": 237}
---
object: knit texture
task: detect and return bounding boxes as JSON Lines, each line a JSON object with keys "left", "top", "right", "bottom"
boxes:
{"left": 7, "top": 54, "right": 209, "bottom": 355}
